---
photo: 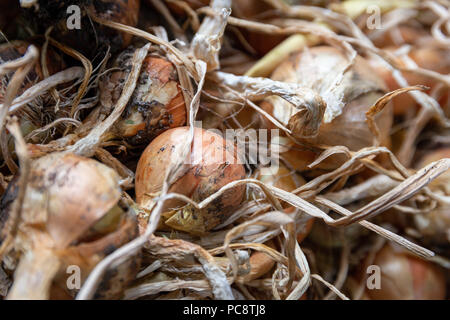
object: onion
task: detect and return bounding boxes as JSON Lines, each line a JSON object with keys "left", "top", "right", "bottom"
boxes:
{"left": 262, "top": 46, "right": 392, "bottom": 171}
{"left": 366, "top": 244, "right": 446, "bottom": 300}
{"left": 413, "top": 148, "right": 450, "bottom": 244}
{"left": 0, "top": 41, "right": 65, "bottom": 158}
{"left": 370, "top": 41, "right": 450, "bottom": 115}
{"left": 99, "top": 49, "right": 186, "bottom": 146}
{"left": 2, "top": 152, "right": 139, "bottom": 299}
{"left": 135, "top": 126, "right": 246, "bottom": 235}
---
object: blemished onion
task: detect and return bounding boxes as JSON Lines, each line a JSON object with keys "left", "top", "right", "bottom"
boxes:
{"left": 135, "top": 126, "right": 246, "bottom": 235}
{"left": 262, "top": 46, "right": 392, "bottom": 171}
{"left": 99, "top": 48, "right": 186, "bottom": 146}
{"left": 1, "top": 152, "right": 139, "bottom": 300}
{"left": 366, "top": 244, "right": 446, "bottom": 300}
{"left": 413, "top": 148, "right": 450, "bottom": 244}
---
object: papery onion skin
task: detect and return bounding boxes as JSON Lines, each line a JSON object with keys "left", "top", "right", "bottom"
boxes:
{"left": 262, "top": 46, "right": 393, "bottom": 171}
{"left": 100, "top": 50, "right": 186, "bottom": 146}
{"left": 135, "top": 126, "right": 246, "bottom": 235}
{"left": 2, "top": 153, "right": 140, "bottom": 300}
{"left": 367, "top": 244, "right": 446, "bottom": 300}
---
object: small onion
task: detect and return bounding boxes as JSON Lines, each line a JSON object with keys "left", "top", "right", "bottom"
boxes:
{"left": 366, "top": 244, "right": 446, "bottom": 300}
{"left": 100, "top": 49, "right": 186, "bottom": 146}
{"left": 135, "top": 126, "right": 246, "bottom": 235}
{"left": 262, "top": 46, "right": 392, "bottom": 171}
{"left": 1, "top": 152, "right": 139, "bottom": 299}
{"left": 413, "top": 148, "right": 450, "bottom": 244}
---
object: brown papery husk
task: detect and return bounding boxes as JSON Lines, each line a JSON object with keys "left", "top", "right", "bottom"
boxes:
{"left": 262, "top": 46, "right": 392, "bottom": 171}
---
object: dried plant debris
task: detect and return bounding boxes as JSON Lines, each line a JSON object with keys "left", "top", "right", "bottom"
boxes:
{"left": 0, "top": 0, "right": 449, "bottom": 300}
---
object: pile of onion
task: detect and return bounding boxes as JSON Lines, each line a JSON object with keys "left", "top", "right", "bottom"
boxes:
{"left": 135, "top": 126, "right": 245, "bottom": 235}
{"left": 1, "top": 152, "right": 139, "bottom": 299}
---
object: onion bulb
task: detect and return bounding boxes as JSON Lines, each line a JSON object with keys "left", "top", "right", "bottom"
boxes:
{"left": 262, "top": 46, "right": 393, "bottom": 171}
{"left": 135, "top": 126, "right": 246, "bottom": 235}
{"left": 366, "top": 244, "right": 446, "bottom": 300}
{"left": 99, "top": 48, "right": 186, "bottom": 146}
{"left": 413, "top": 148, "right": 450, "bottom": 244}
{"left": 1, "top": 152, "right": 139, "bottom": 299}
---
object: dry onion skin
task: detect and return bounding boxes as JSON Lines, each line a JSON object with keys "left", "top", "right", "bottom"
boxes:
{"left": 99, "top": 48, "right": 186, "bottom": 146}
{"left": 0, "top": 152, "right": 139, "bottom": 300}
{"left": 135, "top": 126, "right": 245, "bottom": 235}
{"left": 365, "top": 244, "right": 446, "bottom": 300}
{"left": 262, "top": 46, "right": 392, "bottom": 171}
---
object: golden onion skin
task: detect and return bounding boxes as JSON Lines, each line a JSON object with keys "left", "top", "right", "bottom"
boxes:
{"left": 135, "top": 126, "right": 246, "bottom": 235}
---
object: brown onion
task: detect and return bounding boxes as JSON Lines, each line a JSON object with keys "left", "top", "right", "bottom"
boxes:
{"left": 366, "top": 244, "right": 446, "bottom": 300}
{"left": 135, "top": 126, "right": 246, "bottom": 235}
{"left": 262, "top": 46, "right": 392, "bottom": 171}
{"left": 2, "top": 152, "right": 139, "bottom": 299}
{"left": 99, "top": 49, "right": 186, "bottom": 146}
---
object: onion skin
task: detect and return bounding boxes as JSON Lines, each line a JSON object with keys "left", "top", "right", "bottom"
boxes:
{"left": 367, "top": 244, "right": 446, "bottom": 300}
{"left": 2, "top": 153, "right": 140, "bottom": 300}
{"left": 135, "top": 126, "right": 246, "bottom": 235}
{"left": 262, "top": 46, "right": 392, "bottom": 171}
{"left": 100, "top": 50, "right": 186, "bottom": 146}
